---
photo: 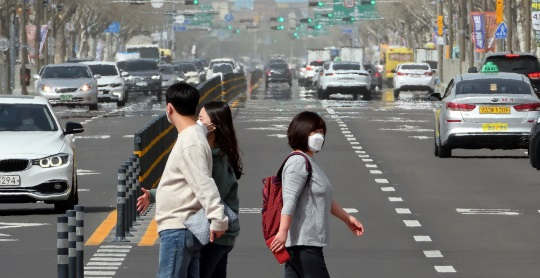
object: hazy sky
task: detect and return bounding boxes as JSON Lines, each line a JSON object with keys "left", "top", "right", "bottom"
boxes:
{"left": 234, "top": 0, "right": 307, "bottom": 9}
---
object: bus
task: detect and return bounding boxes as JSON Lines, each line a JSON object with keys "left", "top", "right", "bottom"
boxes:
{"left": 383, "top": 47, "right": 414, "bottom": 85}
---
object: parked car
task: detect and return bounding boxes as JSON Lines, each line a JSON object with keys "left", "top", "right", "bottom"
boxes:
{"left": 469, "top": 52, "right": 540, "bottom": 95}
{"left": 0, "top": 95, "right": 84, "bottom": 212}
{"left": 122, "top": 59, "right": 162, "bottom": 101}
{"left": 34, "top": 63, "right": 99, "bottom": 110}
{"left": 174, "top": 62, "right": 201, "bottom": 85}
{"left": 265, "top": 62, "right": 293, "bottom": 88}
{"left": 316, "top": 62, "right": 371, "bottom": 100}
{"left": 160, "top": 64, "right": 185, "bottom": 89}
{"left": 429, "top": 63, "right": 540, "bottom": 158}
{"left": 83, "top": 61, "right": 126, "bottom": 107}
{"left": 363, "top": 63, "right": 383, "bottom": 93}
{"left": 392, "top": 62, "right": 436, "bottom": 98}
{"left": 207, "top": 63, "right": 234, "bottom": 80}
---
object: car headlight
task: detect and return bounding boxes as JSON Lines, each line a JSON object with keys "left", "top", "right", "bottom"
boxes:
{"left": 176, "top": 77, "right": 185, "bottom": 82}
{"left": 537, "top": 116, "right": 540, "bottom": 124}
{"left": 80, "top": 84, "right": 91, "bottom": 91}
{"left": 41, "top": 85, "right": 53, "bottom": 93}
{"left": 110, "top": 83, "right": 123, "bottom": 88}
{"left": 151, "top": 75, "right": 161, "bottom": 80}
{"left": 32, "top": 154, "right": 69, "bottom": 168}
{"left": 124, "top": 76, "right": 133, "bottom": 81}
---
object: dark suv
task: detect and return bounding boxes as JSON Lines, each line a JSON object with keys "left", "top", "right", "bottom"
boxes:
{"left": 123, "top": 59, "right": 162, "bottom": 101}
{"left": 265, "top": 63, "right": 292, "bottom": 88}
{"left": 470, "top": 52, "right": 540, "bottom": 94}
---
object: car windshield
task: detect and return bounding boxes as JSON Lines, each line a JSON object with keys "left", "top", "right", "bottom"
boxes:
{"left": 88, "top": 65, "right": 118, "bottom": 76}
{"left": 213, "top": 64, "right": 233, "bottom": 73}
{"left": 42, "top": 66, "right": 92, "bottom": 79}
{"left": 401, "top": 64, "right": 430, "bottom": 70}
{"left": 175, "top": 63, "right": 197, "bottom": 72}
{"left": 125, "top": 60, "right": 158, "bottom": 71}
{"left": 160, "top": 66, "right": 174, "bottom": 74}
{"left": 333, "top": 63, "right": 361, "bottom": 70}
{"left": 126, "top": 47, "right": 159, "bottom": 60}
{"left": 486, "top": 56, "right": 540, "bottom": 72}
{"left": 0, "top": 104, "right": 57, "bottom": 132}
{"left": 456, "top": 79, "right": 532, "bottom": 95}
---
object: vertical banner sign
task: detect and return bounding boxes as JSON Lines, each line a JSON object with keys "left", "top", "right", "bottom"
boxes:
{"left": 483, "top": 12, "right": 498, "bottom": 52}
{"left": 39, "top": 25, "right": 49, "bottom": 58}
{"left": 471, "top": 12, "right": 485, "bottom": 52}
{"left": 532, "top": 0, "right": 540, "bottom": 43}
{"left": 496, "top": 0, "right": 504, "bottom": 24}
{"left": 437, "top": 15, "right": 444, "bottom": 36}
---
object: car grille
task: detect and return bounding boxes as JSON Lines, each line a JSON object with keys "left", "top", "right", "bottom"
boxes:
{"left": 133, "top": 77, "right": 151, "bottom": 82}
{"left": 0, "top": 159, "right": 30, "bottom": 172}
{"left": 55, "top": 88, "right": 78, "bottom": 93}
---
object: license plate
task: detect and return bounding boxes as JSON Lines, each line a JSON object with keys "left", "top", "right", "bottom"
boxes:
{"left": 0, "top": 175, "right": 20, "bottom": 186}
{"left": 340, "top": 78, "right": 355, "bottom": 82}
{"left": 479, "top": 106, "right": 510, "bottom": 114}
{"left": 136, "top": 82, "right": 148, "bottom": 87}
{"left": 59, "top": 94, "right": 72, "bottom": 101}
{"left": 482, "top": 123, "right": 508, "bottom": 131}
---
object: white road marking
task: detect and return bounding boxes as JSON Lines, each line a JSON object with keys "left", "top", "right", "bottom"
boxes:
{"left": 396, "top": 208, "right": 411, "bottom": 214}
{"left": 456, "top": 208, "right": 519, "bottom": 215}
{"left": 409, "top": 136, "right": 432, "bottom": 140}
{"left": 0, "top": 222, "right": 49, "bottom": 229}
{"left": 87, "top": 262, "right": 122, "bottom": 266}
{"left": 84, "top": 271, "right": 116, "bottom": 276}
{"left": 94, "top": 253, "right": 127, "bottom": 257}
{"left": 344, "top": 208, "right": 358, "bottom": 213}
{"left": 85, "top": 266, "right": 119, "bottom": 270}
{"left": 238, "top": 208, "right": 358, "bottom": 214}
{"left": 352, "top": 146, "right": 363, "bottom": 149}
{"left": 381, "top": 187, "right": 395, "bottom": 192}
{"left": 375, "top": 179, "right": 389, "bottom": 184}
{"left": 366, "top": 164, "right": 377, "bottom": 168}
{"left": 370, "top": 170, "right": 382, "bottom": 174}
{"left": 342, "top": 130, "right": 351, "bottom": 134}
{"left": 0, "top": 239, "right": 18, "bottom": 242}
{"left": 362, "top": 159, "right": 373, "bottom": 162}
{"left": 78, "top": 189, "right": 90, "bottom": 192}
{"left": 355, "top": 150, "right": 366, "bottom": 154}
{"left": 358, "top": 154, "right": 370, "bottom": 158}
{"left": 77, "top": 169, "right": 100, "bottom": 176}
{"left": 424, "top": 250, "right": 443, "bottom": 258}
{"left": 101, "top": 245, "right": 132, "bottom": 248}
{"left": 389, "top": 197, "right": 403, "bottom": 202}
{"left": 404, "top": 220, "right": 421, "bottom": 227}
{"left": 122, "top": 135, "right": 134, "bottom": 138}
{"left": 97, "top": 249, "right": 131, "bottom": 253}
{"left": 326, "top": 108, "right": 336, "bottom": 114}
{"left": 414, "top": 235, "right": 432, "bottom": 242}
{"left": 90, "top": 258, "right": 125, "bottom": 262}
{"left": 75, "top": 135, "right": 111, "bottom": 139}
{"left": 268, "top": 134, "right": 287, "bottom": 138}
{"left": 435, "top": 266, "right": 456, "bottom": 273}
{"left": 350, "top": 141, "right": 359, "bottom": 145}
{"left": 347, "top": 138, "right": 357, "bottom": 141}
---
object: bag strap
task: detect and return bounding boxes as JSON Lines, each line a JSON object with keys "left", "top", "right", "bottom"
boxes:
{"left": 276, "top": 151, "right": 312, "bottom": 183}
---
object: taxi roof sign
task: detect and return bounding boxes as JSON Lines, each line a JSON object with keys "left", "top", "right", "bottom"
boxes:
{"left": 481, "top": 62, "right": 499, "bottom": 73}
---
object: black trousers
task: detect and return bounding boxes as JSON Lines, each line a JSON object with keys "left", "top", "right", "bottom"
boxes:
{"left": 284, "top": 246, "right": 330, "bottom": 278}
{"left": 199, "top": 243, "right": 234, "bottom": 278}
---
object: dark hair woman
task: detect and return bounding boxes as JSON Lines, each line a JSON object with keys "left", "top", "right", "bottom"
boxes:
{"left": 270, "top": 111, "right": 364, "bottom": 278}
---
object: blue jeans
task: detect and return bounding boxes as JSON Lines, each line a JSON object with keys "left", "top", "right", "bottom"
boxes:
{"left": 199, "top": 243, "right": 234, "bottom": 278}
{"left": 157, "top": 229, "right": 202, "bottom": 278}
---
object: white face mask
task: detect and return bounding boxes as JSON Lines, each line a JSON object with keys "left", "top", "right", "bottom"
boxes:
{"left": 197, "top": 120, "right": 214, "bottom": 134}
{"left": 308, "top": 133, "right": 324, "bottom": 152}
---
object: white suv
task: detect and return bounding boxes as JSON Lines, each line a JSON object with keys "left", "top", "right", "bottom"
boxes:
{"left": 316, "top": 62, "right": 371, "bottom": 100}
{"left": 392, "top": 63, "right": 436, "bottom": 98}
{"left": 84, "top": 61, "right": 127, "bottom": 107}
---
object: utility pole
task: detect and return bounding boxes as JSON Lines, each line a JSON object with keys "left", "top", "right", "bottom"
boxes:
{"left": 35, "top": 0, "right": 42, "bottom": 73}
{"left": 458, "top": 0, "right": 466, "bottom": 65}
{"left": 4, "top": 0, "right": 12, "bottom": 93}
{"left": 525, "top": 0, "right": 531, "bottom": 52}
{"left": 467, "top": 0, "right": 473, "bottom": 68}
{"left": 437, "top": 0, "right": 444, "bottom": 83}
{"left": 20, "top": 0, "right": 28, "bottom": 95}
{"left": 506, "top": 0, "right": 513, "bottom": 52}
{"left": 448, "top": 0, "right": 453, "bottom": 60}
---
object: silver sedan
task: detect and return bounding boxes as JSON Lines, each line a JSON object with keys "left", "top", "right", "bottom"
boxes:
{"left": 429, "top": 72, "right": 540, "bottom": 158}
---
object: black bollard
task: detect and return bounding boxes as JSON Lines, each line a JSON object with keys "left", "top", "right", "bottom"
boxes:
{"left": 57, "top": 215, "right": 68, "bottom": 278}
{"left": 75, "top": 205, "right": 84, "bottom": 278}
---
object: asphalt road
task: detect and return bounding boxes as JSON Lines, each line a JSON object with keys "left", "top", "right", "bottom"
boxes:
{"left": 2, "top": 84, "right": 540, "bottom": 278}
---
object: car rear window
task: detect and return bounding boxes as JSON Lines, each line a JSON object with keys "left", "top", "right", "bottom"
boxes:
{"left": 401, "top": 64, "right": 430, "bottom": 70}
{"left": 175, "top": 63, "right": 197, "bottom": 72}
{"left": 269, "top": 63, "right": 289, "bottom": 69}
{"left": 88, "top": 65, "right": 118, "bottom": 76}
{"left": 333, "top": 63, "right": 361, "bottom": 70}
{"left": 485, "top": 55, "right": 540, "bottom": 72}
{"left": 456, "top": 79, "right": 532, "bottom": 95}
{"left": 310, "top": 61, "right": 325, "bottom": 66}
{"left": 213, "top": 64, "right": 233, "bottom": 73}
{"left": 160, "top": 66, "right": 174, "bottom": 74}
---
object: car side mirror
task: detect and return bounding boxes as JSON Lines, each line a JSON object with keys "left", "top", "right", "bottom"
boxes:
{"left": 367, "top": 69, "right": 373, "bottom": 74}
{"left": 93, "top": 74, "right": 101, "bottom": 79}
{"left": 468, "top": 67, "right": 478, "bottom": 73}
{"left": 32, "top": 74, "right": 40, "bottom": 79}
{"left": 391, "top": 69, "right": 396, "bottom": 73}
{"left": 121, "top": 71, "right": 129, "bottom": 77}
{"left": 432, "top": 69, "right": 437, "bottom": 73}
{"left": 427, "top": 93, "right": 442, "bottom": 101}
{"left": 64, "top": 122, "right": 84, "bottom": 135}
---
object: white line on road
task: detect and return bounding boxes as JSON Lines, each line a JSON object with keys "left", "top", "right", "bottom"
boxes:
{"left": 396, "top": 208, "right": 411, "bottom": 214}
{"left": 370, "top": 170, "right": 382, "bottom": 174}
{"left": 97, "top": 249, "right": 131, "bottom": 253}
{"left": 375, "top": 179, "right": 389, "bottom": 184}
{"left": 389, "top": 197, "right": 403, "bottom": 202}
{"left": 424, "top": 250, "right": 443, "bottom": 258}
{"left": 403, "top": 220, "right": 421, "bottom": 227}
{"left": 352, "top": 146, "right": 363, "bottom": 150}
{"left": 414, "top": 235, "right": 432, "bottom": 242}
{"left": 90, "top": 258, "right": 125, "bottom": 262}
{"left": 362, "top": 159, "right": 373, "bottom": 162}
{"left": 366, "top": 164, "right": 378, "bottom": 168}
{"left": 381, "top": 187, "right": 395, "bottom": 192}
{"left": 77, "top": 169, "right": 100, "bottom": 176}
{"left": 75, "top": 135, "right": 111, "bottom": 139}
{"left": 350, "top": 141, "right": 360, "bottom": 145}
{"left": 456, "top": 208, "right": 519, "bottom": 215}
{"left": 87, "top": 262, "right": 122, "bottom": 266}
{"left": 101, "top": 245, "right": 132, "bottom": 248}
{"left": 84, "top": 271, "right": 116, "bottom": 276}
{"left": 435, "top": 266, "right": 456, "bottom": 273}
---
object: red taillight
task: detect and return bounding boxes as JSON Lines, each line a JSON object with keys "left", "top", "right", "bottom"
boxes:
{"left": 375, "top": 72, "right": 381, "bottom": 78}
{"left": 306, "top": 66, "right": 313, "bottom": 71}
{"left": 528, "top": 72, "right": 540, "bottom": 79}
{"left": 266, "top": 71, "right": 271, "bottom": 75}
{"left": 513, "top": 102, "right": 540, "bottom": 112}
{"left": 425, "top": 71, "right": 433, "bottom": 76}
{"left": 325, "top": 73, "right": 335, "bottom": 76}
{"left": 446, "top": 119, "right": 462, "bottom": 123}
{"left": 397, "top": 71, "right": 405, "bottom": 76}
{"left": 505, "top": 54, "right": 520, "bottom": 58}
{"left": 446, "top": 102, "right": 476, "bottom": 111}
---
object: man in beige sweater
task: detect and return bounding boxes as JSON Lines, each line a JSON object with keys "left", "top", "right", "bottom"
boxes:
{"left": 155, "top": 82, "right": 228, "bottom": 278}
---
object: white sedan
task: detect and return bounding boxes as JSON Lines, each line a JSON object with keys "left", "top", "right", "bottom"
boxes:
{"left": 0, "top": 95, "right": 84, "bottom": 212}
{"left": 316, "top": 62, "right": 371, "bottom": 100}
{"left": 392, "top": 62, "right": 436, "bottom": 98}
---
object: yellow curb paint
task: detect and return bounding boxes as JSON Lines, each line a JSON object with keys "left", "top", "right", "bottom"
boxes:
{"left": 138, "top": 218, "right": 159, "bottom": 246}
{"left": 85, "top": 210, "right": 117, "bottom": 246}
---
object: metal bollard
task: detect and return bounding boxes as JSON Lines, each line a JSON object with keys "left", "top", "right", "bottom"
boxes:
{"left": 113, "top": 166, "right": 129, "bottom": 242}
{"left": 58, "top": 215, "right": 68, "bottom": 278}
{"left": 75, "top": 205, "right": 84, "bottom": 278}
{"left": 67, "top": 210, "right": 76, "bottom": 278}
{"left": 125, "top": 161, "right": 134, "bottom": 236}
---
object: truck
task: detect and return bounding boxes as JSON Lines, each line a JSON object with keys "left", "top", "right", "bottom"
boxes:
{"left": 339, "top": 47, "right": 364, "bottom": 63}
{"left": 383, "top": 46, "right": 414, "bottom": 85}
{"left": 125, "top": 35, "right": 160, "bottom": 63}
{"left": 414, "top": 48, "right": 438, "bottom": 64}
{"left": 306, "top": 49, "right": 331, "bottom": 64}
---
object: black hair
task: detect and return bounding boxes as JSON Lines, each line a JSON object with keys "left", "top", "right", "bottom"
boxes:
{"left": 165, "top": 82, "right": 200, "bottom": 116}
{"left": 287, "top": 111, "right": 327, "bottom": 152}
{"left": 203, "top": 101, "right": 243, "bottom": 180}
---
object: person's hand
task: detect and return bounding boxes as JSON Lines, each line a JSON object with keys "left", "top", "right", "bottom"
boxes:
{"left": 346, "top": 215, "right": 364, "bottom": 237}
{"left": 210, "top": 230, "right": 225, "bottom": 242}
{"left": 269, "top": 231, "right": 287, "bottom": 253}
{"left": 136, "top": 188, "right": 151, "bottom": 213}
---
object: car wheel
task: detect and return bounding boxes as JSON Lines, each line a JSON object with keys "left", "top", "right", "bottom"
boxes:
{"left": 393, "top": 89, "right": 400, "bottom": 99}
{"left": 363, "top": 90, "right": 372, "bottom": 100}
{"left": 438, "top": 142, "right": 452, "bottom": 158}
{"left": 54, "top": 173, "right": 78, "bottom": 213}
{"left": 117, "top": 98, "right": 126, "bottom": 107}
{"left": 434, "top": 132, "right": 439, "bottom": 157}
{"left": 317, "top": 88, "right": 325, "bottom": 100}
{"left": 89, "top": 103, "right": 98, "bottom": 111}
{"left": 428, "top": 88, "right": 435, "bottom": 95}
{"left": 530, "top": 133, "right": 540, "bottom": 169}
{"left": 352, "top": 92, "right": 359, "bottom": 100}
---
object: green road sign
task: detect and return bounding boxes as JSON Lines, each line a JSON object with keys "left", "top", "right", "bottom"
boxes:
{"left": 332, "top": 0, "right": 380, "bottom": 20}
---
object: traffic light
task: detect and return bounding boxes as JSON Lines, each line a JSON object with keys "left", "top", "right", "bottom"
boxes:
{"left": 342, "top": 17, "right": 355, "bottom": 22}
{"left": 308, "top": 1, "right": 324, "bottom": 7}
{"left": 315, "top": 24, "right": 322, "bottom": 29}
{"left": 185, "top": 0, "right": 199, "bottom": 4}
{"left": 321, "top": 13, "right": 333, "bottom": 18}
{"left": 277, "top": 16, "right": 285, "bottom": 22}
{"left": 227, "top": 25, "right": 233, "bottom": 30}
{"left": 300, "top": 18, "right": 313, "bottom": 23}
{"left": 271, "top": 25, "right": 285, "bottom": 30}
{"left": 360, "top": 0, "right": 376, "bottom": 4}
{"left": 235, "top": 29, "right": 241, "bottom": 34}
